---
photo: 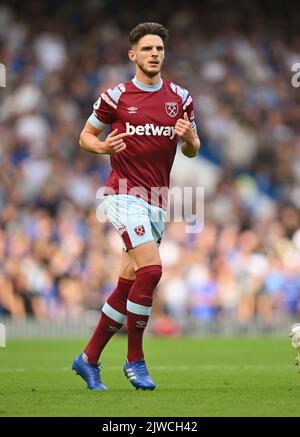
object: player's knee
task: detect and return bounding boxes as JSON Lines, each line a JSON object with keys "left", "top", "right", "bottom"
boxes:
{"left": 128, "top": 265, "right": 162, "bottom": 307}
{"left": 138, "top": 264, "right": 162, "bottom": 285}
{"left": 121, "top": 267, "right": 136, "bottom": 281}
{"left": 134, "top": 264, "right": 162, "bottom": 292}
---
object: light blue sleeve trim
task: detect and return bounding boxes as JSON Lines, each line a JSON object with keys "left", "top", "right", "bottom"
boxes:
{"left": 127, "top": 299, "right": 152, "bottom": 316}
{"left": 88, "top": 113, "right": 107, "bottom": 130}
{"left": 107, "top": 86, "right": 122, "bottom": 103}
{"left": 180, "top": 89, "right": 189, "bottom": 104}
{"left": 170, "top": 82, "right": 190, "bottom": 104}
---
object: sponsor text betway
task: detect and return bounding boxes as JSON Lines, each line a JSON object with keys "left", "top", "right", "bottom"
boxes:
{"left": 126, "top": 122, "right": 176, "bottom": 139}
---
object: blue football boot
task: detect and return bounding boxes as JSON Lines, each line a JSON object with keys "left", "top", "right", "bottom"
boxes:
{"left": 123, "top": 360, "right": 156, "bottom": 390}
{"left": 72, "top": 354, "right": 108, "bottom": 390}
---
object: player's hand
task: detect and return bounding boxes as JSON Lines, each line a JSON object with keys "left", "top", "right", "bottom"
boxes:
{"left": 175, "top": 112, "right": 195, "bottom": 143}
{"left": 101, "top": 129, "right": 127, "bottom": 155}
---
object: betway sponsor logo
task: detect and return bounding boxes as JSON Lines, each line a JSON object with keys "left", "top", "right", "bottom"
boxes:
{"left": 125, "top": 122, "right": 176, "bottom": 140}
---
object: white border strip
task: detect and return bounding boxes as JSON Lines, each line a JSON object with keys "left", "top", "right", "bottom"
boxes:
{"left": 127, "top": 299, "right": 151, "bottom": 316}
{"left": 102, "top": 303, "right": 126, "bottom": 324}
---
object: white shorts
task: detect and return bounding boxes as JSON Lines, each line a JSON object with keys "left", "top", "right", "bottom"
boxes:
{"left": 104, "top": 194, "right": 166, "bottom": 251}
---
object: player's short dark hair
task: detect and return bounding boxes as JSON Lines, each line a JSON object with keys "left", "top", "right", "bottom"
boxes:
{"left": 129, "top": 22, "right": 168, "bottom": 46}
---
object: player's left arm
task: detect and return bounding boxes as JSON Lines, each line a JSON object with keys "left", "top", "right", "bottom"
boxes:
{"left": 175, "top": 112, "right": 201, "bottom": 158}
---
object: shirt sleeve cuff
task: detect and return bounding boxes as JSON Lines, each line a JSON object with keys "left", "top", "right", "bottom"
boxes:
{"left": 88, "top": 113, "right": 108, "bottom": 130}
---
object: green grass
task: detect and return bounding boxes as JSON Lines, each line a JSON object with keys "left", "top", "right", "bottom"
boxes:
{"left": 0, "top": 336, "right": 299, "bottom": 417}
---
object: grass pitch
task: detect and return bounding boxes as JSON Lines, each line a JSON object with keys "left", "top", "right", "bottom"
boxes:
{"left": 0, "top": 336, "right": 299, "bottom": 417}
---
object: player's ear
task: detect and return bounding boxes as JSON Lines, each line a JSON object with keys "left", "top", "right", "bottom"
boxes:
{"left": 128, "top": 49, "right": 136, "bottom": 62}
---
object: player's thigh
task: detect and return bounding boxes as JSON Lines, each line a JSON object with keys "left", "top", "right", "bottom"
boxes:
{"left": 105, "top": 194, "right": 154, "bottom": 250}
{"left": 128, "top": 240, "right": 161, "bottom": 270}
{"left": 119, "top": 251, "right": 136, "bottom": 280}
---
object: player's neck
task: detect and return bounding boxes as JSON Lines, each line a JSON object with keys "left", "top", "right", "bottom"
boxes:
{"left": 134, "top": 71, "right": 162, "bottom": 87}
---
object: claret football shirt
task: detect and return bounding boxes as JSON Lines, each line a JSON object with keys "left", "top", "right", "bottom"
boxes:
{"left": 89, "top": 77, "right": 196, "bottom": 208}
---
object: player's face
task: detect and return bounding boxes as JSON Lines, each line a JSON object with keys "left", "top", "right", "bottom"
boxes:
{"left": 129, "top": 34, "right": 165, "bottom": 78}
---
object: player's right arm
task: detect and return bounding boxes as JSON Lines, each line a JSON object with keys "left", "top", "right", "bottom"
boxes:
{"left": 79, "top": 122, "right": 127, "bottom": 155}
{"left": 80, "top": 86, "right": 127, "bottom": 155}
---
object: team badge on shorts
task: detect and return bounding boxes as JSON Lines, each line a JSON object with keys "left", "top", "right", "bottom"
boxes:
{"left": 134, "top": 225, "right": 145, "bottom": 237}
{"left": 165, "top": 102, "right": 178, "bottom": 117}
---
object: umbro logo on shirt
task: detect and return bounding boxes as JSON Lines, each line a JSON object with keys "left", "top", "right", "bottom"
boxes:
{"left": 127, "top": 106, "right": 138, "bottom": 114}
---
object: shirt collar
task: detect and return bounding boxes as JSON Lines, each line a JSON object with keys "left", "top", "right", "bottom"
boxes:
{"left": 132, "top": 76, "right": 163, "bottom": 92}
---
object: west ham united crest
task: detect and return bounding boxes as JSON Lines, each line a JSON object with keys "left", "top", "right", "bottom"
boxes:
{"left": 134, "top": 225, "right": 145, "bottom": 237}
{"left": 165, "top": 102, "right": 178, "bottom": 117}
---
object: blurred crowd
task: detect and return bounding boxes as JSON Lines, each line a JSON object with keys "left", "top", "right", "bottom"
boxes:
{"left": 0, "top": 0, "right": 300, "bottom": 330}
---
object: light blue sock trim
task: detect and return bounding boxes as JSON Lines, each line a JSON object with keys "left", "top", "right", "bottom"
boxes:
{"left": 102, "top": 303, "right": 126, "bottom": 324}
{"left": 127, "top": 299, "right": 152, "bottom": 316}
